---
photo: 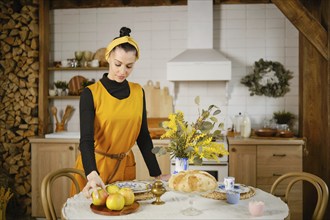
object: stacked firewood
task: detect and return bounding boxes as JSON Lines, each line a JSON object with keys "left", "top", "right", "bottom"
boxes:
{"left": 0, "top": 1, "right": 39, "bottom": 216}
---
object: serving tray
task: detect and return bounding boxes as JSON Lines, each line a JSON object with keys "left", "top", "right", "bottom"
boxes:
{"left": 90, "top": 201, "right": 140, "bottom": 216}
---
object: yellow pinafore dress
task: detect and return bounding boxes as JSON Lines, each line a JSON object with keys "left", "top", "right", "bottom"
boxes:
{"left": 71, "top": 81, "right": 143, "bottom": 195}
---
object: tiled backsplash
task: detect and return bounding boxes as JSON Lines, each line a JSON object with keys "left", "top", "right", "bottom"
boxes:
{"left": 49, "top": 4, "right": 298, "bottom": 133}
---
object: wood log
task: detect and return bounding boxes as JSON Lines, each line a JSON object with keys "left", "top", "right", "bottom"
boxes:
{"left": 28, "top": 22, "right": 38, "bottom": 37}
{"left": 3, "top": 19, "right": 15, "bottom": 29}
{"left": 27, "top": 71, "right": 38, "bottom": 83}
{"left": 24, "top": 130, "right": 35, "bottom": 137}
{"left": 11, "top": 13, "right": 20, "bottom": 20}
{"left": 19, "top": 88, "right": 28, "bottom": 96}
{"left": 29, "top": 117, "right": 38, "bottom": 124}
{"left": 21, "top": 106, "right": 32, "bottom": 115}
{"left": 16, "top": 130, "right": 25, "bottom": 137}
{"left": 19, "top": 30, "right": 28, "bottom": 41}
{"left": 9, "top": 28, "right": 19, "bottom": 36}
{"left": 17, "top": 69, "right": 29, "bottom": 78}
{"left": 12, "top": 136, "right": 24, "bottom": 143}
{"left": 28, "top": 87, "right": 37, "bottom": 96}
{"left": 0, "top": 3, "right": 39, "bottom": 216}
{"left": 16, "top": 185, "right": 26, "bottom": 195}
{"left": 30, "top": 62, "right": 39, "bottom": 70}
{"left": 4, "top": 52, "right": 13, "bottom": 59}
{"left": 4, "top": 59, "right": 16, "bottom": 73}
{"left": 19, "top": 15, "right": 31, "bottom": 25}
{"left": 13, "top": 38, "right": 22, "bottom": 46}
{"left": 8, "top": 73, "right": 19, "bottom": 84}
{"left": 8, "top": 165, "right": 18, "bottom": 175}
{"left": 2, "top": 42, "right": 11, "bottom": 53}
{"left": 27, "top": 50, "right": 38, "bottom": 57}
{"left": 30, "top": 38, "right": 38, "bottom": 49}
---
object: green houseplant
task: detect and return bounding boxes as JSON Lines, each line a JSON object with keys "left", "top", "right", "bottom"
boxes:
{"left": 273, "top": 110, "right": 296, "bottom": 127}
{"left": 54, "top": 81, "right": 68, "bottom": 96}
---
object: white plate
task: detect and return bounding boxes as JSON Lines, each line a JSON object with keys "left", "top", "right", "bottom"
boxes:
{"left": 114, "top": 181, "right": 151, "bottom": 194}
{"left": 216, "top": 183, "right": 250, "bottom": 194}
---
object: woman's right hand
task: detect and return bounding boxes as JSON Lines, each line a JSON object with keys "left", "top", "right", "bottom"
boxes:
{"left": 82, "top": 170, "right": 106, "bottom": 199}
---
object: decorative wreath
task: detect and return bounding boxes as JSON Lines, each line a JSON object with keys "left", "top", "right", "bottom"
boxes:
{"left": 241, "top": 59, "right": 293, "bottom": 98}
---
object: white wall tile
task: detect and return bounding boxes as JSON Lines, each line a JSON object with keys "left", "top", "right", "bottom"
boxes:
{"left": 49, "top": 3, "right": 299, "bottom": 132}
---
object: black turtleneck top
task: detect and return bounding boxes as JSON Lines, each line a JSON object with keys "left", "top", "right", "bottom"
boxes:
{"left": 79, "top": 73, "right": 161, "bottom": 178}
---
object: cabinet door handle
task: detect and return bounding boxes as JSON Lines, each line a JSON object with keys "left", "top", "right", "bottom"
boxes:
{"left": 273, "top": 154, "right": 286, "bottom": 157}
{"left": 273, "top": 173, "right": 282, "bottom": 177}
{"left": 231, "top": 148, "right": 236, "bottom": 152}
{"left": 69, "top": 146, "right": 74, "bottom": 151}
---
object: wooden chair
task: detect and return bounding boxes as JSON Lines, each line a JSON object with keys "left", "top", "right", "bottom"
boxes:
{"left": 41, "top": 168, "right": 86, "bottom": 220}
{"left": 270, "top": 171, "right": 329, "bottom": 220}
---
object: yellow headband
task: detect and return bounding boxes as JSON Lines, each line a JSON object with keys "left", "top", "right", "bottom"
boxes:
{"left": 105, "top": 36, "right": 139, "bottom": 61}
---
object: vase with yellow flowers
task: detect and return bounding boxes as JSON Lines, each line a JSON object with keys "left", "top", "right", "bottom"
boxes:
{"left": 152, "top": 96, "right": 229, "bottom": 173}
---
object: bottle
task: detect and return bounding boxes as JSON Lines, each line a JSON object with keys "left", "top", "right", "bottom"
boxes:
{"left": 241, "top": 113, "right": 251, "bottom": 138}
{"left": 234, "top": 112, "right": 243, "bottom": 137}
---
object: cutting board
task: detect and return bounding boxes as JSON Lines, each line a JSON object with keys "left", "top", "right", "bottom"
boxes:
{"left": 68, "top": 75, "right": 87, "bottom": 95}
{"left": 143, "top": 80, "right": 173, "bottom": 118}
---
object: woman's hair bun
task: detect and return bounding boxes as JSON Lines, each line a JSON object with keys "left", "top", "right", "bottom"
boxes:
{"left": 119, "top": 27, "right": 131, "bottom": 37}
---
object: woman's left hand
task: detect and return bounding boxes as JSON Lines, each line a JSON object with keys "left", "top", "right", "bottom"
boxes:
{"left": 155, "top": 174, "right": 171, "bottom": 181}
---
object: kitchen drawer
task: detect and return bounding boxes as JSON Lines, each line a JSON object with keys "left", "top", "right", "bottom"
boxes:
{"left": 257, "top": 145, "right": 302, "bottom": 185}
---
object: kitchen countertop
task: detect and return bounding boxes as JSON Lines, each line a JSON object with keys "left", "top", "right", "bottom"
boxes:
{"left": 227, "top": 136, "right": 305, "bottom": 145}
{"left": 29, "top": 134, "right": 170, "bottom": 145}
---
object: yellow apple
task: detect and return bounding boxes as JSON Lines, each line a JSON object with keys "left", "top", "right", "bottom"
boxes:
{"left": 118, "top": 187, "right": 135, "bottom": 206}
{"left": 91, "top": 188, "right": 108, "bottom": 206}
{"left": 106, "top": 184, "right": 120, "bottom": 194}
{"left": 106, "top": 193, "right": 125, "bottom": 211}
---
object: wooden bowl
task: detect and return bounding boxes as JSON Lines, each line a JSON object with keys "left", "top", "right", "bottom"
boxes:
{"left": 255, "top": 128, "right": 277, "bottom": 137}
{"left": 278, "top": 130, "right": 294, "bottom": 138}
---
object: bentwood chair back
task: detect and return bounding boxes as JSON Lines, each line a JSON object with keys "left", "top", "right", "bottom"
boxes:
{"left": 41, "top": 168, "right": 86, "bottom": 220}
{"left": 270, "top": 171, "right": 329, "bottom": 220}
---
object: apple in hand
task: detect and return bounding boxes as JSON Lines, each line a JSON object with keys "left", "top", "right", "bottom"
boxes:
{"left": 106, "top": 184, "right": 120, "bottom": 194}
{"left": 118, "top": 187, "right": 135, "bottom": 206}
{"left": 106, "top": 193, "right": 125, "bottom": 211}
{"left": 91, "top": 188, "right": 108, "bottom": 206}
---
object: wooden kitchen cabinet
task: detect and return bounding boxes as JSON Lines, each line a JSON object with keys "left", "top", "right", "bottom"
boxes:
{"left": 132, "top": 139, "right": 171, "bottom": 180}
{"left": 228, "top": 137, "right": 304, "bottom": 220}
{"left": 30, "top": 137, "right": 80, "bottom": 217}
{"left": 228, "top": 144, "right": 257, "bottom": 187}
{"left": 30, "top": 137, "right": 169, "bottom": 217}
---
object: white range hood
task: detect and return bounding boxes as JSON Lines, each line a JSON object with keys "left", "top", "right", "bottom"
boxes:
{"left": 167, "top": 0, "right": 231, "bottom": 81}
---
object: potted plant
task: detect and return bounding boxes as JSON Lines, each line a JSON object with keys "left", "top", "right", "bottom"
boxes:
{"left": 151, "top": 96, "right": 229, "bottom": 173}
{"left": 54, "top": 81, "right": 68, "bottom": 96}
{"left": 272, "top": 110, "right": 296, "bottom": 130}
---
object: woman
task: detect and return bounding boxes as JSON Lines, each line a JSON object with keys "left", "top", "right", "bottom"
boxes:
{"left": 73, "top": 27, "right": 163, "bottom": 198}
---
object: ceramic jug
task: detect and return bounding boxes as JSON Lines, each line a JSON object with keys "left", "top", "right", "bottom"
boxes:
{"left": 241, "top": 113, "right": 251, "bottom": 138}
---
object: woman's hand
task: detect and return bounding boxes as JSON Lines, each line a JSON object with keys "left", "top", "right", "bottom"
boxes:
{"left": 82, "top": 171, "right": 106, "bottom": 199}
{"left": 155, "top": 174, "right": 171, "bottom": 181}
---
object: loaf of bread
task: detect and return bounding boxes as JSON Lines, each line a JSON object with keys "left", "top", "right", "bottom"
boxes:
{"left": 168, "top": 170, "right": 217, "bottom": 193}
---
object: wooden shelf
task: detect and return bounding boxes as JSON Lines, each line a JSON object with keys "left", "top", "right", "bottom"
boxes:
{"left": 48, "top": 67, "right": 108, "bottom": 71}
{"left": 48, "top": 96, "right": 80, "bottom": 99}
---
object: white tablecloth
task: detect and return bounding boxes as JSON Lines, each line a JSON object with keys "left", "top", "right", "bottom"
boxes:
{"left": 62, "top": 188, "right": 288, "bottom": 219}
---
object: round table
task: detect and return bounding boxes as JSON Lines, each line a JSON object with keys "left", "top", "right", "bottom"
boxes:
{"left": 62, "top": 187, "right": 288, "bottom": 219}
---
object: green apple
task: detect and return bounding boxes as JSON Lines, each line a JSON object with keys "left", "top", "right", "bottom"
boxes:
{"left": 91, "top": 188, "right": 108, "bottom": 206}
{"left": 106, "top": 184, "right": 120, "bottom": 194}
{"left": 106, "top": 193, "right": 125, "bottom": 211}
{"left": 118, "top": 187, "right": 135, "bottom": 206}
